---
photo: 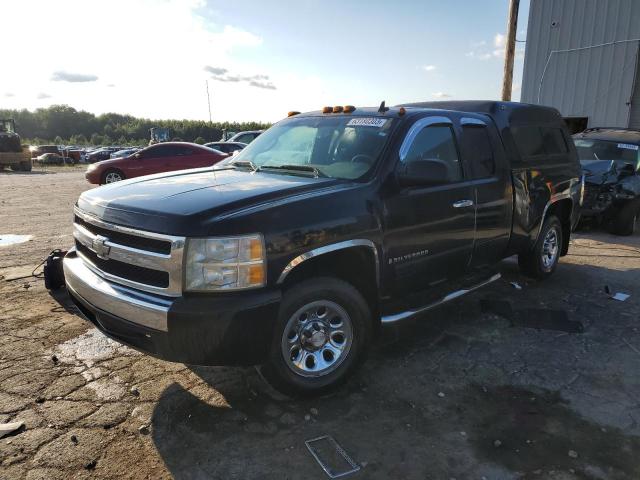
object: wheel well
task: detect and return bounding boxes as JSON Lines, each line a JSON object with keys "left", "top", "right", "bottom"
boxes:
{"left": 281, "top": 247, "right": 379, "bottom": 320}
{"left": 545, "top": 198, "right": 573, "bottom": 256}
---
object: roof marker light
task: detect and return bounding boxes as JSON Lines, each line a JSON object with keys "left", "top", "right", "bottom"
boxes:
{"left": 288, "top": 111, "right": 300, "bottom": 117}
{"left": 343, "top": 105, "right": 356, "bottom": 113}
{"left": 332, "top": 106, "right": 344, "bottom": 113}
{"left": 322, "top": 106, "right": 332, "bottom": 113}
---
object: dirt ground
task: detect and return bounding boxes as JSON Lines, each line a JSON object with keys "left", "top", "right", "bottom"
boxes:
{"left": 1, "top": 169, "right": 639, "bottom": 480}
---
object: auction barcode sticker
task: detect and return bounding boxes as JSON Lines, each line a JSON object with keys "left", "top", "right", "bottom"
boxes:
{"left": 347, "top": 117, "right": 388, "bottom": 127}
{"left": 617, "top": 143, "right": 639, "bottom": 151}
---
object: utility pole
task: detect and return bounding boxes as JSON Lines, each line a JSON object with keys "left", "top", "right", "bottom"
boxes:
{"left": 501, "top": 0, "right": 520, "bottom": 101}
{"left": 206, "top": 80, "right": 212, "bottom": 123}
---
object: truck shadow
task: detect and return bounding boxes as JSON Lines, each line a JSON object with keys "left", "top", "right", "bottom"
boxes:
{"left": 149, "top": 260, "right": 639, "bottom": 479}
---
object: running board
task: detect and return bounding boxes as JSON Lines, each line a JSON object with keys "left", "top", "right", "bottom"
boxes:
{"left": 380, "top": 273, "right": 502, "bottom": 324}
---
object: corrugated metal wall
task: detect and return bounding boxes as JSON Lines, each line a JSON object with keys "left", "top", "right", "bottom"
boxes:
{"left": 520, "top": 0, "right": 640, "bottom": 128}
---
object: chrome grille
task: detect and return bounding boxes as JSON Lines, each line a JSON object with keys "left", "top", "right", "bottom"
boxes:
{"left": 72, "top": 207, "right": 185, "bottom": 296}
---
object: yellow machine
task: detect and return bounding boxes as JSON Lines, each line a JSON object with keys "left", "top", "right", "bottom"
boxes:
{"left": 0, "top": 119, "right": 32, "bottom": 171}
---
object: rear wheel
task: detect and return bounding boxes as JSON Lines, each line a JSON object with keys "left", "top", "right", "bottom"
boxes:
{"left": 610, "top": 199, "right": 640, "bottom": 236}
{"left": 518, "top": 215, "right": 563, "bottom": 280}
{"left": 262, "top": 277, "right": 372, "bottom": 396}
{"left": 101, "top": 169, "right": 125, "bottom": 184}
{"left": 20, "top": 161, "right": 32, "bottom": 172}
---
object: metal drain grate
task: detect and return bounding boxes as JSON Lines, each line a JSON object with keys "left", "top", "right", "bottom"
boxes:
{"left": 305, "top": 435, "right": 361, "bottom": 479}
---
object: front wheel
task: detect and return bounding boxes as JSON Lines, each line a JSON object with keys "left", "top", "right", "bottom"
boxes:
{"left": 101, "top": 169, "right": 125, "bottom": 184}
{"left": 518, "top": 215, "right": 563, "bottom": 280}
{"left": 262, "top": 277, "right": 372, "bottom": 397}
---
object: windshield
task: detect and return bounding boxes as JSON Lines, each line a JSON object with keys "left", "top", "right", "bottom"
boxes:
{"left": 574, "top": 138, "right": 639, "bottom": 171}
{"left": 226, "top": 115, "right": 396, "bottom": 180}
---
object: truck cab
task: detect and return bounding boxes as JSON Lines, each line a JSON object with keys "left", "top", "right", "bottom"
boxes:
{"left": 62, "top": 101, "right": 582, "bottom": 396}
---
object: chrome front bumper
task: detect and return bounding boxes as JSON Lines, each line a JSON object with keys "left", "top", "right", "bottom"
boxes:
{"left": 64, "top": 253, "right": 173, "bottom": 332}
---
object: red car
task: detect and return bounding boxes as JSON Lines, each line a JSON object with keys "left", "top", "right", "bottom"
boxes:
{"left": 85, "top": 142, "right": 229, "bottom": 185}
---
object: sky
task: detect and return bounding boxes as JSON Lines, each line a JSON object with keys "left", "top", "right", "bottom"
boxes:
{"left": 1, "top": 0, "right": 529, "bottom": 123}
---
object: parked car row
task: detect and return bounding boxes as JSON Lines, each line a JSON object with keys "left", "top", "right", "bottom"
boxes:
{"left": 84, "top": 142, "right": 229, "bottom": 184}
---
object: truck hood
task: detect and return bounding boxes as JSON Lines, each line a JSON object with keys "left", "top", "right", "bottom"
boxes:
{"left": 581, "top": 160, "right": 620, "bottom": 186}
{"left": 77, "top": 167, "right": 342, "bottom": 235}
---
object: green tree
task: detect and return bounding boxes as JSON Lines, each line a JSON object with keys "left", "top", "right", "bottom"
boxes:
{"left": 193, "top": 136, "right": 206, "bottom": 144}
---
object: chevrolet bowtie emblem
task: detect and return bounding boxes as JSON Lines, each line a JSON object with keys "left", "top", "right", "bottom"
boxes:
{"left": 92, "top": 235, "right": 111, "bottom": 260}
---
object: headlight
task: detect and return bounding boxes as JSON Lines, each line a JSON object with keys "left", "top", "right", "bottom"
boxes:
{"left": 185, "top": 234, "right": 265, "bottom": 291}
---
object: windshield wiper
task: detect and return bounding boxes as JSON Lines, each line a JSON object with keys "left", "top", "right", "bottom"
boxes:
{"left": 258, "top": 164, "right": 326, "bottom": 177}
{"left": 229, "top": 160, "right": 257, "bottom": 171}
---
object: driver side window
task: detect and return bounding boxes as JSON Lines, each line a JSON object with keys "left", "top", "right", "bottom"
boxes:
{"left": 403, "top": 125, "right": 463, "bottom": 183}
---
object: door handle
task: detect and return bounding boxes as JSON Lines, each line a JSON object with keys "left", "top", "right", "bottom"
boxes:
{"left": 452, "top": 199, "right": 474, "bottom": 208}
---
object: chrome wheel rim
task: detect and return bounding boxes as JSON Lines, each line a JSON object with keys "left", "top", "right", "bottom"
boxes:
{"left": 281, "top": 300, "right": 353, "bottom": 378}
{"left": 105, "top": 172, "right": 122, "bottom": 183}
{"left": 541, "top": 227, "right": 559, "bottom": 270}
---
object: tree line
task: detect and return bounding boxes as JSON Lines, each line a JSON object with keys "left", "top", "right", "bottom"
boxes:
{"left": 0, "top": 105, "right": 271, "bottom": 146}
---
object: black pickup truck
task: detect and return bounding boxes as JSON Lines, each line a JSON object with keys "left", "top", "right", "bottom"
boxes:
{"left": 63, "top": 101, "right": 582, "bottom": 395}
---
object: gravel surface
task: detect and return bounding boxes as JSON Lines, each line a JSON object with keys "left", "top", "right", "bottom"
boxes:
{"left": 1, "top": 170, "right": 639, "bottom": 479}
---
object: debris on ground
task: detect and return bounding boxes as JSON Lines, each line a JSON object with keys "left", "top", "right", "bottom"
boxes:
{"left": 437, "top": 392, "right": 446, "bottom": 398}
{"left": 0, "top": 420, "right": 25, "bottom": 439}
{"left": 510, "top": 281, "right": 523, "bottom": 290}
{"left": 605, "top": 285, "right": 631, "bottom": 301}
{"left": 611, "top": 292, "right": 631, "bottom": 302}
{"left": 130, "top": 386, "right": 140, "bottom": 396}
{"left": 138, "top": 425, "right": 150, "bottom": 435}
{"left": 568, "top": 450, "right": 579, "bottom": 458}
{"left": 0, "top": 234, "right": 33, "bottom": 247}
{"left": 493, "top": 440, "right": 502, "bottom": 448}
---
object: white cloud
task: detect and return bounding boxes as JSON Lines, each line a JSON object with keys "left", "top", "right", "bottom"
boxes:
{"left": 432, "top": 92, "right": 452, "bottom": 99}
{"left": 51, "top": 71, "right": 98, "bottom": 83}
{"left": 0, "top": 0, "right": 288, "bottom": 121}
{"left": 494, "top": 33, "right": 506, "bottom": 48}
{"left": 471, "top": 40, "right": 487, "bottom": 48}
{"left": 422, "top": 65, "right": 437, "bottom": 72}
{"left": 4, "top": 92, "right": 15, "bottom": 98}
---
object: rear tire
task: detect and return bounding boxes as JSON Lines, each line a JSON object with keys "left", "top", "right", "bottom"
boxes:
{"left": 610, "top": 199, "right": 640, "bottom": 236}
{"left": 518, "top": 215, "right": 563, "bottom": 280}
{"left": 101, "top": 169, "right": 125, "bottom": 184}
{"left": 261, "top": 277, "right": 372, "bottom": 397}
{"left": 20, "top": 161, "right": 32, "bottom": 172}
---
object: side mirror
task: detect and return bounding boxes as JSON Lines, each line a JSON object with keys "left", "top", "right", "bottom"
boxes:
{"left": 397, "top": 159, "right": 449, "bottom": 187}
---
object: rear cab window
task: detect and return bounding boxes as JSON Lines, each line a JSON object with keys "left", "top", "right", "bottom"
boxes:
{"left": 511, "top": 125, "right": 569, "bottom": 160}
{"left": 459, "top": 119, "right": 496, "bottom": 178}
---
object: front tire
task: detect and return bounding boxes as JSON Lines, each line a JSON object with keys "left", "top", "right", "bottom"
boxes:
{"left": 262, "top": 277, "right": 372, "bottom": 397}
{"left": 518, "top": 215, "right": 563, "bottom": 280}
{"left": 101, "top": 169, "right": 125, "bottom": 184}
